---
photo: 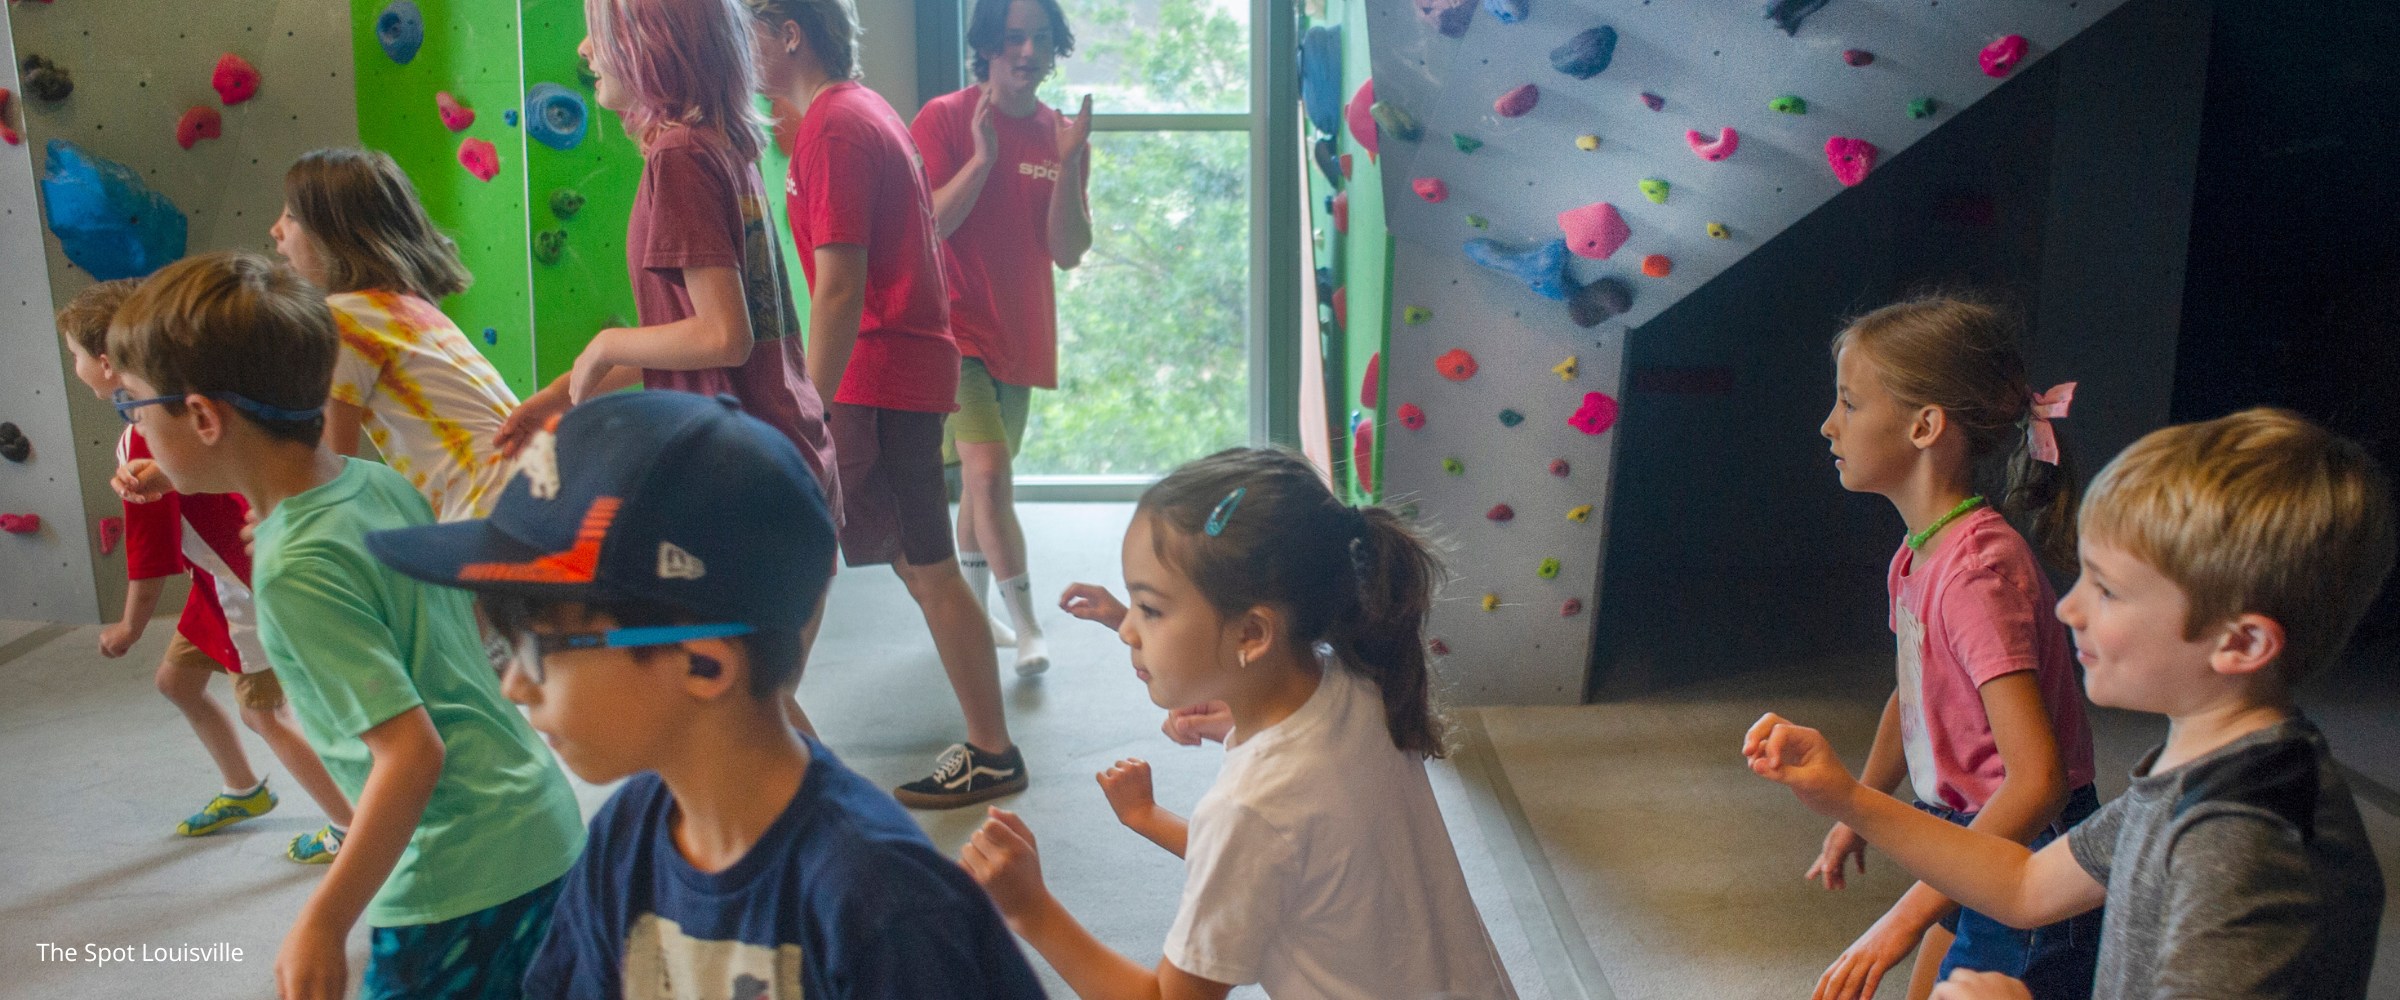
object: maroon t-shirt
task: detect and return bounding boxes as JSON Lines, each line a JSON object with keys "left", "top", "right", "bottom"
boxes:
{"left": 627, "top": 126, "right": 841, "bottom": 516}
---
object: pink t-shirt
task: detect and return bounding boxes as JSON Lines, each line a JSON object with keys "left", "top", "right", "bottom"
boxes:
{"left": 1888, "top": 506, "right": 2095, "bottom": 813}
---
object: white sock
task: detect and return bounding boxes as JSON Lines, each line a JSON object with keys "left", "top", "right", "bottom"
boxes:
{"left": 225, "top": 779, "right": 265, "bottom": 798}
{"left": 961, "top": 552, "right": 993, "bottom": 612}
{"left": 998, "top": 574, "right": 1043, "bottom": 639}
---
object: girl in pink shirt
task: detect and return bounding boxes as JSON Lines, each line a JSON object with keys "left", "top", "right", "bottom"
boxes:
{"left": 1811, "top": 296, "right": 2100, "bottom": 1000}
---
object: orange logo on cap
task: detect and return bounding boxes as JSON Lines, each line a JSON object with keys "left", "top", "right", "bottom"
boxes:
{"left": 458, "top": 496, "right": 620, "bottom": 583}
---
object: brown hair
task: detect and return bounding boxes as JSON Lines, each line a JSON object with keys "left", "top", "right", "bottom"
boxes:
{"left": 1138, "top": 447, "right": 1449, "bottom": 758}
{"left": 2082, "top": 408, "right": 2396, "bottom": 687}
{"left": 285, "top": 148, "right": 472, "bottom": 301}
{"left": 106, "top": 252, "right": 340, "bottom": 446}
{"left": 56, "top": 278, "right": 145, "bottom": 358}
{"left": 743, "top": 0, "right": 864, "bottom": 82}
{"left": 1834, "top": 295, "right": 2081, "bottom": 570}
{"left": 965, "top": 0, "right": 1075, "bottom": 83}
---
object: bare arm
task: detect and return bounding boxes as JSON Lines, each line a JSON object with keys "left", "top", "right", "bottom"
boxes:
{"left": 962, "top": 810, "right": 1234, "bottom": 1000}
{"left": 100, "top": 576, "right": 167, "bottom": 657}
{"left": 804, "top": 244, "right": 868, "bottom": 408}
{"left": 324, "top": 398, "right": 367, "bottom": 458}
{"left": 278, "top": 706, "right": 445, "bottom": 999}
{"left": 1098, "top": 759, "right": 1188, "bottom": 857}
{"left": 929, "top": 89, "right": 997, "bottom": 239}
{"left": 569, "top": 266, "right": 753, "bottom": 402}
{"left": 1048, "top": 96, "right": 1095, "bottom": 270}
{"left": 1860, "top": 691, "right": 1909, "bottom": 794}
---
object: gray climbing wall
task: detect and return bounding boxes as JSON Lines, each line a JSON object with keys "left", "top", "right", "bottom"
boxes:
{"left": 3, "top": 0, "right": 359, "bottom": 623}
{"left": 1365, "top": 0, "right": 2136, "bottom": 703}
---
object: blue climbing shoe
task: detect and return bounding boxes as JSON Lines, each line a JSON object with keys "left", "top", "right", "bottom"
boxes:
{"left": 176, "top": 783, "right": 277, "bottom": 837}
{"left": 286, "top": 825, "right": 344, "bottom": 864}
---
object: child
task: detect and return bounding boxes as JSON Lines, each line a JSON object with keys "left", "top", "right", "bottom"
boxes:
{"left": 961, "top": 447, "right": 1519, "bottom": 1000}
{"left": 364, "top": 389, "right": 1046, "bottom": 999}
{"left": 1807, "top": 297, "right": 2101, "bottom": 1000}
{"left": 106, "top": 252, "right": 585, "bottom": 1000}
{"left": 272, "top": 147, "right": 519, "bottom": 521}
{"left": 58, "top": 278, "right": 355, "bottom": 863}
{"left": 1748, "top": 407, "right": 2394, "bottom": 1000}
{"left": 751, "top": 0, "right": 1029, "bottom": 808}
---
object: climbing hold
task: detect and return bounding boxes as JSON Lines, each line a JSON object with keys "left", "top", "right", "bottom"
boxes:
{"left": 1980, "top": 34, "right": 2029, "bottom": 77}
{"left": 526, "top": 83, "right": 590, "bottom": 151}
{"left": 1762, "top": 0, "right": 1829, "bottom": 36}
{"left": 1562, "top": 598, "right": 1583, "bottom": 616}
{"left": 1483, "top": 0, "right": 1527, "bottom": 25}
{"left": 1436, "top": 349, "right": 1480, "bottom": 381}
{"left": 533, "top": 229, "right": 568, "bottom": 266}
{"left": 1299, "top": 25, "right": 1344, "bottom": 137}
{"left": 1568, "top": 392, "right": 1619, "bottom": 435}
{"left": 1567, "top": 504, "right": 1593, "bottom": 521}
{"left": 211, "top": 54, "right": 261, "bottom": 105}
{"left": 1498, "top": 409, "right": 1524, "bottom": 427}
{"left": 1575, "top": 134, "right": 1600, "bottom": 151}
{"left": 1558, "top": 201, "right": 1630, "bottom": 260}
{"left": 1639, "top": 92, "right": 1665, "bottom": 112}
{"left": 1370, "top": 100, "right": 1421, "bottom": 144}
{"left": 1707, "top": 221, "right": 1731, "bottom": 239}
{"left": 1466, "top": 214, "right": 1489, "bottom": 229}
{"left": 458, "top": 138, "right": 500, "bottom": 181}
{"left": 1908, "top": 97, "right": 1939, "bottom": 120}
{"left": 0, "top": 88, "right": 17, "bottom": 146}
{"left": 99, "top": 516, "right": 124, "bottom": 555}
{"left": 1314, "top": 138, "right": 1343, "bottom": 189}
{"left": 1353, "top": 423, "right": 1375, "bottom": 493}
{"left": 175, "top": 106, "right": 222, "bottom": 150}
{"left": 1429, "top": 638, "right": 1450, "bottom": 655}
{"left": 1641, "top": 254, "right": 1672, "bottom": 278}
{"left": 1346, "top": 80, "right": 1377, "bottom": 157}
{"left": 1568, "top": 277, "right": 1633, "bottom": 328}
{"left": 1825, "top": 136, "right": 1878, "bottom": 186}
{"left": 1551, "top": 26, "right": 1618, "bottom": 79}
{"left": 40, "top": 140, "right": 189, "bottom": 281}
{"left": 1341, "top": 153, "right": 1354, "bottom": 178}
{"left": 1686, "top": 127, "right": 1739, "bottom": 162}
{"left": 1769, "top": 94, "right": 1808, "bottom": 114}
{"left": 1361, "top": 352, "right": 1381, "bottom": 408}
{"left": 436, "top": 92, "right": 476, "bottom": 132}
{"left": 1332, "top": 286, "right": 1348, "bottom": 329}
{"left": 1331, "top": 190, "right": 1349, "bottom": 233}
{"left": 1403, "top": 306, "right": 1431, "bottom": 324}
{"left": 1639, "top": 178, "right": 1670, "bottom": 204}
{"left": 1481, "top": 593, "right": 1500, "bottom": 611}
{"left": 1549, "top": 458, "right": 1570, "bottom": 477}
{"left": 0, "top": 514, "right": 40, "bottom": 535}
{"left": 21, "top": 55, "right": 73, "bottom": 102}
{"left": 1537, "top": 558, "right": 1560, "bottom": 579}
{"left": 1494, "top": 84, "right": 1539, "bottom": 118}
{"left": 1443, "top": 457, "right": 1465, "bottom": 476}
{"left": 504, "top": 109, "right": 520, "bottom": 127}
{"left": 1487, "top": 504, "right": 1515, "bottom": 522}
{"left": 1464, "top": 238, "right": 1572, "bottom": 301}
{"left": 1842, "top": 48, "right": 1874, "bottom": 66}
{"left": 1453, "top": 133, "right": 1482, "bottom": 154}
{"left": 482, "top": 327, "right": 498, "bottom": 345}
{"left": 0, "top": 423, "right": 28, "bottom": 462}
{"left": 1414, "top": 0, "right": 1476, "bottom": 37}
{"left": 1398, "top": 403, "right": 1426, "bottom": 430}
{"left": 1412, "top": 177, "right": 1448, "bottom": 203}
{"left": 376, "top": 1, "right": 426, "bottom": 64}
{"left": 1553, "top": 356, "right": 1578, "bottom": 380}
{"left": 550, "top": 188, "right": 585, "bottom": 220}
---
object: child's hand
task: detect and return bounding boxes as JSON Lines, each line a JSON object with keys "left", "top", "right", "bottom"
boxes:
{"left": 1057, "top": 583, "right": 1128, "bottom": 630}
{"left": 1741, "top": 712, "right": 1859, "bottom": 816}
{"left": 1097, "top": 758, "right": 1156, "bottom": 825}
{"left": 1807, "top": 822, "right": 1869, "bottom": 890}
{"left": 494, "top": 384, "right": 570, "bottom": 459}
{"left": 1813, "top": 909, "right": 1924, "bottom": 1000}
{"left": 274, "top": 919, "right": 348, "bottom": 1000}
{"left": 1930, "top": 970, "right": 2033, "bottom": 1000}
{"left": 1162, "top": 701, "right": 1234, "bottom": 746}
{"left": 111, "top": 459, "right": 171, "bottom": 503}
{"left": 958, "top": 808, "right": 1050, "bottom": 927}
{"left": 98, "top": 621, "right": 142, "bottom": 658}
{"left": 241, "top": 504, "right": 262, "bottom": 558}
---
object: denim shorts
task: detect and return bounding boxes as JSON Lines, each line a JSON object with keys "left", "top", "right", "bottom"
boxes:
{"left": 1915, "top": 784, "right": 2104, "bottom": 999}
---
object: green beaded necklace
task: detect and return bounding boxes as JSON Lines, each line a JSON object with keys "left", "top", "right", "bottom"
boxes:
{"left": 1906, "top": 495, "right": 1986, "bottom": 552}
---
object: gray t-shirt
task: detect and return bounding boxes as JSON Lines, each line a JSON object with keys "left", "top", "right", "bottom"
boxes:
{"left": 2067, "top": 716, "right": 2383, "bottom": 999}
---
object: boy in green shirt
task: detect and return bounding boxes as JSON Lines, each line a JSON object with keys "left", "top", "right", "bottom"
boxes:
{"left": 106, "top": 252, "right": 585, "bottom": 1000}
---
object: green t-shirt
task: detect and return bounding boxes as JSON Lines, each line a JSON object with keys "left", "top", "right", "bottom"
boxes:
{"left": 253, "top": 457, "right": 585, "bottom": 927}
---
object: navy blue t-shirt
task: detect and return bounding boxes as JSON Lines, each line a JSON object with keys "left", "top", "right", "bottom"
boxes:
{"left": 522, "top": 735, "right": 1046, "bottom": 999}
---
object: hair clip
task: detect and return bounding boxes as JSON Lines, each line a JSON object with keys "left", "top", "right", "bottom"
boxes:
{"left": 1204, "top": 487, "right": 1247, "bottom": 537}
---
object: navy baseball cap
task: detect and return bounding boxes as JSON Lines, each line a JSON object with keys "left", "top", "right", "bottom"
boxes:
{"left": 366, "top": 391, "right": 837, "bottom": 634}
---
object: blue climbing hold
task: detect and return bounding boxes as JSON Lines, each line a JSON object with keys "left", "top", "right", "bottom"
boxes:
{"left": 1551, "top": 26, "right": 1617, "bottom": 79}
{"left": 1483, "top": 0, "right": 1528, "bottom": 24}
{"left": 39, "top": 140, "right": 187, "bottom": 281}
{"left": 1299, "top": 25, "right": 1343, "bottom": 138}
{"left": 483, "top": 327, "right": 498, "bottom": 345}
{"left": 503, "top": 109, "right": 519, "bottom": 127}
{"left": 376, "top": 1, "right": 425, "bottom": 65}
{"left": 524, "top": 83, "right": 588, "bottom": 151}
{"left": 1762, "top": 0, "right": 1828, "bottom": 36}
{"left": 1465, "top": 238, "right": 1572, "bottom": 301}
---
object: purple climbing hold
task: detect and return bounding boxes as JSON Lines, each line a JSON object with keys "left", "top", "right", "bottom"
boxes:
{"left": 1495, "top": 84, "right": 1539, "bottom": 118}
{"left": 1550, "top": 26, "right": 1617, "bottom": 79}
{"left": 1483, "top": 0, "right": 1528, "bottom": 25}
{"left": 1414, "top": 0, "right": 1476, "bottom": 37}
{"left": 1557, "top": 201, "right": 1630, "bottom": 260}
{"left": 1640, "top": 91, "right": 1665, "bottom": 112}
{"left": 1568, "top": 276, "right": 1632, "bottom": 328}
{"left": 1842, "top": 48, "right": 1874, "bottom": 66}
{"left": 1686, "top": 127, "right": 1739, "bottom": 161}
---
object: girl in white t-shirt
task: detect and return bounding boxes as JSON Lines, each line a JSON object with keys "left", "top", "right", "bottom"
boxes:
{"left": 959, "top": 447, "right": 1517, "bottom": 1000}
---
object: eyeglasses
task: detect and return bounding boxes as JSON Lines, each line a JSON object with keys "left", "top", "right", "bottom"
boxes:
{"left": 110, "top": 388, "right": 326, "bottom": 425}
{"left": 483, "top": 621, "right": 754, "bottom": 683}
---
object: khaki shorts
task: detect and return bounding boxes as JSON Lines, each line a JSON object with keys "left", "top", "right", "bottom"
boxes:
{"left": 167, "top": 632, "right": 285, "bottom": 711}
{"left": 941, "top": 357, "right": 1032, "bottom": 463}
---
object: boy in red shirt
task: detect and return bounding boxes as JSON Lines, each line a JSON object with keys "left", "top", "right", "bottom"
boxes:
{"left": 58, "top": 279, "right": 353, "bottom": 862}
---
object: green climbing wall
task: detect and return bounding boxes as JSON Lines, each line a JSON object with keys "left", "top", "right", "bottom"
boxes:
{"left": 518, "top": 0, "right": 642, "bottom": 386}
{"left": 1305, "top": 0, "right": 1389, "bottom": 505}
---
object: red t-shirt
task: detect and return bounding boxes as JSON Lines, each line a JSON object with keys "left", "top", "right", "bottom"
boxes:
{"left": 783, "top": 81, "right": 960, "bottom": 413}
{"left": 627, "top": 126, "right": 841, "bottom": 517}
{"left": 911, "top": 87, "right": 1090, "bottom": 390}
{"left": 118, "top": 427, "right": 249, "bottom": 671}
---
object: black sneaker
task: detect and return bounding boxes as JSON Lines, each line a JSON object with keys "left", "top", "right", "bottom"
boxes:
{"left": 893, "top": 743, "right": 1028, "bottom": 809}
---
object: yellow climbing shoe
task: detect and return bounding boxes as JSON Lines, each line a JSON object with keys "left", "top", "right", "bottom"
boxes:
{"left": 176, "top": 783, "right": 277, "bottom": 837}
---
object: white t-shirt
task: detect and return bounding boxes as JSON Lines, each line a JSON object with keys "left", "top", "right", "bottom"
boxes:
{"left": 1164, "top": 661, "right": 1518, "bottom": 1000}
{"left": 327, "top": 290, "right": 519, "bottom": 522}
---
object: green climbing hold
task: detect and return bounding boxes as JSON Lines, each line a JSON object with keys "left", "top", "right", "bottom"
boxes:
{"left": 1498, "top": 409, "right": 1524, "bottom": 427}
{"left": 1443, "top": 457, "right": 1465, "bottom": 476}
{"left": 1639, "top": 178, "right": 1670, "bottom": 204}
{"left": 533, "top": 229, "right": 567, "bottom": 266}
{"left": 1909, "top": 97, "right": 1939, "bottom": 120}
{"left": 1466, "top": 214, "right": 1490, "bottom": 229}
{"left": 1537, "top": 558, "right": 1560, "bottom": 579}
{"left": 1403, "top": 306, "right": 1432, "bottom": 324}
{"left": 549, "top": 188, "right": 585, "bottom": 220}
{"left": 1400, "top": 502, "right": 1421, "bottom": 520}
{"left": 1769, "top": 95, "right": 1808, "bottom": 114}
{"left": 1454, "top": 133, "right": 1483, "bottom": 153}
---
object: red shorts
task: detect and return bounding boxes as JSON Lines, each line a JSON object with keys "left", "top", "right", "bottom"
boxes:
{"left": 828, "top": 403, "right": 956, "bottom": 567}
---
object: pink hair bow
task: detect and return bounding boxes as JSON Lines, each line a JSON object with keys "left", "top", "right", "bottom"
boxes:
{"left": 2026, "top": 382, "right": 2075, "bottom": 465}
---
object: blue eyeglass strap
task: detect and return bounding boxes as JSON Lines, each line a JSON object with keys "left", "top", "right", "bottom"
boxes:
{"left": 212, "top": 392, "right": 324, "bottom": 423}
{"left": 603, "top": 623, "right": 755, "bottom": 648}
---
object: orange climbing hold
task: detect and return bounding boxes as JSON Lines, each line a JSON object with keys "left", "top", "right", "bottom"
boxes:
{"left": 1641, "top": 254, "right": 1672, "bottom": 277}
{"left": 211, "top": 53, "right": 260, "bottom": 105}
{"left": 175, "top": 106, "right": 222, "bottom": 149}
{"left": 1436, "top": 349, "right": 1478, "bottom": 381}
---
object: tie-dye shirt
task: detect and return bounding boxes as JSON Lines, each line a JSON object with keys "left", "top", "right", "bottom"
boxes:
{"left": 327, "top": 291, "right": 520, "bottom": 521}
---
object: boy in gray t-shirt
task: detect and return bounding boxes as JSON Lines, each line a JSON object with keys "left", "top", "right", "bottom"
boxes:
{"left": 1744, "top": 409, "right": 2392, "bottom": 1000}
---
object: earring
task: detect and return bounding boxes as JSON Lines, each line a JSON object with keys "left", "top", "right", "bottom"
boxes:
{"left": 1237, "top": 648, "right": 1251, "bottom": 670}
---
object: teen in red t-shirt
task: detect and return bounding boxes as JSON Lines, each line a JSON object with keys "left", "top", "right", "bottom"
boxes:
{"left": 752, "top": 0, "right": 1026, "bottom": 810}
{"left": 912, "top": 0, "right": 1094, "bottom": 679}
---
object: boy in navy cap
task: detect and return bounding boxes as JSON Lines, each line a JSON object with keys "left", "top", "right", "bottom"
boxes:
{"left": 366, "top": 390, "right": 1046, "bottom": 1000}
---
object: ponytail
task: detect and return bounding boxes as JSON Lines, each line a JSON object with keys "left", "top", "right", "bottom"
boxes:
{"left": 2001, "top": 417, "right": 2081, "bottom": 572}
{"left": 1330, "top": 505, "right": 1448, "bottom": 758}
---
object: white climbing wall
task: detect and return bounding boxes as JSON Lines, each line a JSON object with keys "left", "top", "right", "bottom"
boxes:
{"left": 1367, "top": 0, "right": 2136, "bottom": 703}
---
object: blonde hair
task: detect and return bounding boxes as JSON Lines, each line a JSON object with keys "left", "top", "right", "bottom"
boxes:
{"left": 285, "top": 148, "right": 473, "bottom": 301}
{"left": 56, "top": 278, "right": 145, "bottom": 358}
{"left": 106, "top": 252, "right": 340, "bottom": 447}
{"left": 2082, "top": 408, "right": 2396, "bottom": 686}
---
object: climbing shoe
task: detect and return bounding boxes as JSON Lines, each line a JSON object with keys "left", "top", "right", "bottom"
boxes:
{"left": 286, "top": 825, "right": 344, "bottom": 864}
{"left": 893, "top": 743, "right": 1027, "bottom": 810}
{"left": 176, "top": 783, "right": 277, "bottom": 837}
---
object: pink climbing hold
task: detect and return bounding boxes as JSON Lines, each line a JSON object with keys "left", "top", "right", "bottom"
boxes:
{"left": 1412, "top": 177, "right": 1448, "bottom": 203}
{"left": 1341, "top": 153, "right": 1353, "bottom": 179}
{"left": 1550, "top": 458, "right": 1569, "bottom": 477}
{"left": 1980, "top": 34, "right": 2029, "bottom": 77}
{"left": 211, "top": 53, "right": 260, "bottom": 105}
{"left": 1557, "top": 202, "right": 1631, "bottom": 260}
{"left": 436, "top": 91, "right": 476, "bottom": 132}
{"left": 1353, "top": 423, "right": 1375, "bottom": 493}
{"left": 1495, "top": 84, "right": 1539, "bottom": 118}
{"left": 1842, "top": 48, "right": 1874, "bottom": 67}
{"left": 1825, "top": 136, "right": 1878, "bottom": 186}
{"left": 175, "top": 106, "right": 222, "bottom": 149}
{"left": 1399, "top": 403, "right": 1426, "bottom": 430}
{"left": 458, "top": 138, "right": 500, "bottom": 181}
{"left": 99, "top": 516, "right": 124, "bottom": 554}
{"left": 1486, "top": 504, "right": 1515, "bottom": 522}
{"left": 1331, "top": 190, "right": 1349, "bottom": 233}
{"left": 1639, "top": 92, "right": 1665, "bottom": 112}
{"left": 1361, "top": 352, "right": 1381, "bottom": 408}
{"left": 1685, "top": 127, "right": 1738, "bottom": 162}
{"left": 0, "top": 88, "right": 18, "bottom": 146}
{"left": 1568, "top": 392, "right": 1619, "bottom": 435}
{"left": 1346, "top": 79, "right": 1379, "bottom": 159}
{"left": 1332, "top": 286, "right": 1348, "bottom": 329}
{"left": 0, "top": 513, "right": 39, "bottom": 535}
{"left": 1436, "top": 349, "right": 1479, "bottom": 381}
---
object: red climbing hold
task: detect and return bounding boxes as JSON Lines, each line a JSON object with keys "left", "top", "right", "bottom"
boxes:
{"left": 1412, "top": 177, "right": 1448, "bottom": 203}
{"left": 1494, "top": 84, "right": 1539, "bottom": 118}
{"left": 1550, "top": 458, "right": 1570, "bottom": 477}
{"left": 212, "top": 53, "right": 260, "bottom": 105}
{"left": 1842, "top": 48, "right": 1874, "bottom": 67}
{"left": 1436, "top": 349, "right": 1479, "bottom": 381}
{"left": 175, "top": 106, "right": 222, "bottom": 149}
{"left": 1562, "top": 598, "right": 1583, "bottom": 617}
{"left": 1685, "top": 127, "right": 1739, "bottom": 162}
{"left": 1361, "top": 352, "right": 1381, "bottom": 408}
{"left": 1398, "top": 403, "right": 1426, "bottom": 430}
{"left": 1486, "top": 504, "right": 1515, "bottom": 522}
{"left": 1980, "top": 34, "right": 2029, "bottom": 77}
{"left": 1331, "top": 190, "right": 1349, "bottom": 233}
{"left": 1332, "top": 286, "right": 1348, "bottom": 330}
{"left": 1428, "top": 638, "right": 1450, "bottom": 655}
{"left": 99, "top": 516, "right": 124, "bottom": 554}
{"left": 458, "top": 138, "right": 500, "bottom": 181}
{"left": 1825, "top": 136, "right": 1878, "bottom": 186}
{"left": 0, "top": 513, "right": 39, "bottom": 535}
{"left": 1340, "top": 153, "right": 1353, "bottom": 179}
{"left": 1353, "top": 422, "right": 1375, "bottom": 493}
{"left": 1558, "top": 201, "right": 1630, "bottom": 260}
{"left": 1569, "top": 392, "right": 1619, "bottom": 435}
{"left": 0, "top": 88, "right": 18, "bottom": 146}
{"left": 436, "top": 91, "right": 476, "bottom": 132}
{"left": 1346, "top": 79, "right": 1378, "bottom": 159}
{"left": 1641, "top": 254, "right": 1672, "bottom": 278}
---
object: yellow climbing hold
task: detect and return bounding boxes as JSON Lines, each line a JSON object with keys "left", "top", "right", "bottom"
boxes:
{"left": 1707, "top": 222, "right": 1730, "bottom": 239}
{"left": 1575, "top": 134, "right": 1600, "bottom": 151}
{"left": 1481, "top": 593, "right": 1500, "bottom": 611}
{"left": 1567, "top": 504, "right": 1593, "bottom": 522}
{"left": 1553, "top": 356, "right": 1579, "bottom": 380}
{"left": 1404, "top": 306, "right": 1432, "bottom": 324}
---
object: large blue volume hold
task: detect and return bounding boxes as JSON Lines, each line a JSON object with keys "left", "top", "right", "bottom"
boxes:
{"left": 1299, "top": 25, "right": 1343, "bottom": 138}
{"left": 525, "top": 83, "right": 590, "bottom": 151}
{"left": 40, "top": 140, "right": 188, "bottom": 281}
{"left": 376, "top": 0, "right": 425, "bottom": 64}
{"left": 1465, "top": 238, "right": 1572, "bottom": 301}
{"left": 1551, "top": 26, "right": 1617, "bottom": 78}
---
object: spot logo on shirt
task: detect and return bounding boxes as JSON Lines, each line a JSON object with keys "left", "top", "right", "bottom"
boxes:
{"left": 1017, "top": 160, "right": 1061, "bottom": 182}
{"left": 622, "top": 913, "right": 805, "bottom": 999}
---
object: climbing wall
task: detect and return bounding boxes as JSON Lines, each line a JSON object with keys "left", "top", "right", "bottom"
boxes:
{"left": 517, "top": 0, "right": 644, "bottom": 387}
{"left": 1300, "top": 0, "right": 1391, "bottom": 504}
{"left": 1362, "top": 0, "right": 2135, "bottom": 703}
